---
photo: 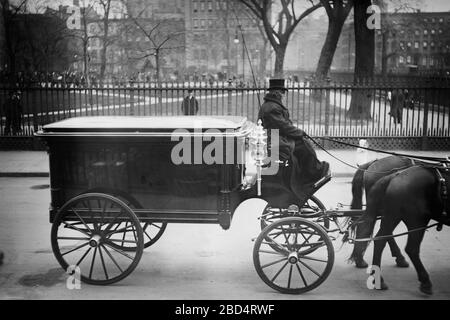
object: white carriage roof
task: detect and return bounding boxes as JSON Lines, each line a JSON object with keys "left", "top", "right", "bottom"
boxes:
{"left": 41, "top": 116, "right": 249, "bottom": 132}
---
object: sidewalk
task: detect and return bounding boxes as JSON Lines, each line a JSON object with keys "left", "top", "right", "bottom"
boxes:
{"left": 0, "top": 149, "right": 448, "bottom": 178}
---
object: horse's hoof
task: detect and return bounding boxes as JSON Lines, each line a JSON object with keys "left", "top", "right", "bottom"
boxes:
{"left": 420, "top": 283, "right": 433, "bottom": 295}
{"left": 395, "top": 257, "right": 409, "bottom": 268}
{"left": 355, "top": 259, "right": 369, "bottom": 269}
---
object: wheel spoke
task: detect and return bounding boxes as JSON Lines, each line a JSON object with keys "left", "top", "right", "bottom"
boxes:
{"left": 296, "top": 263, "right": 308, "bottom": 287}
{"left": 62, "top": 222, "right": 91, "bottom": 236}
{"left": 270, "top": 261, "right": 289, "bottom": 282}
{"left": 98, "top": 246, "right": 109, "bottom": 280}
{"left": 298, "top": 260, "right": 321, "bottom": 277}
{"left": 299, "top": 255, "right": 328, "bottom": 263}
{"left": 258, "top": 250, "right": 286, "bottom": 255}
{"left": 106, "top": 224, "right": 136, "bottom": 236}
{"left": 61, "top": 241, "right": 90, "bottom": 257}
{"left": 280, "top": 227, "right": 293, "bottom": 251}
{"left": 58, "top": 237, "right": 90, "bottom": 241}
{"left": 103, "top": 243, "right": 134, "bottom": 260}
{"left": 71, "top": 208, "right": 93, "bottom": 234}
{"left": 75, "top": 247, "right": 92, "bottom": 266}
{"left": 101, "top": 244, "right": 123, "bottom": 273}
{"left": 287, "top": 265, "right": 293, "bottom": 289}
{"left": 261, "top": 257, "right": 287, "bottom": 269}
{"left": 144, "top": 229, "right": 153, "bottom": 242}
{"left": 89, "top": 247, "right": 98, "bottom": 278}
{"left": 107, "top": 238, "right": 138, "bottom": 244}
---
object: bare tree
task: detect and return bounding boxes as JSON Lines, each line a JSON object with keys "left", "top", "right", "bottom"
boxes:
{"left": 125, "top": 10, "right": 185, "bottom": 84}
{"left": 314, "top": 0, "right": 353, "bottom": 81}
{"left": 347, "top": 0, "right": 374, "bottom": 120}
{"left": 240, "top": 0, "right": 322, "bottom": 77}
{"left": 1, "top": 0, "right": 28, "bottom": 83}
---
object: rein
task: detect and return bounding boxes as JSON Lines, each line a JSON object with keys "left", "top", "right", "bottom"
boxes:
{"left": 345, "top": 223, "right": 441, "bottom": 244}
{"left": 304, "top": 134, "right": 449, "bottom": 175}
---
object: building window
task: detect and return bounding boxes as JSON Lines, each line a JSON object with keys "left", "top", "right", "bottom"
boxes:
{"left": 399, "top": 56, "right": 405, "bottom": 64}
{"left": 424, "top": 18, "right": 428, "bottom": 22}
{"left": 422, "top": 56, "right": 427, "bottom": 66}
{"left": 423, "top": 41, "right": 428, "bottom": 48}
{"left": 208, "top": 1, "right": 212, "bottom": 11}
{"left": 415, "top": 29, "right": 420, "bottom": 36}
{"left": 414, "top": 41, "right": 419, "bottom": 49}
{"left": 193, "top": 19, "right": 198, "bottom": 28}
{"left": 201, "top": 19, "right": 206, "bottom": 28}
{"left": 423, "top": 29, "right": 428, "bottom": 35}
{"left": 407, "top": 42, "right": 412, "bottom": 48}
{"left": 431, "top": 41, "right": 435, "bottom": 48}
{"left": 431, "top": 18, "right": 435, "bottom": 23}
{"left": 208, "top": 19, "right": 213, "bottom": 27}
{"left": 193, "top": 0, "right": 197, "bottom": 12}
{"left": 400, "top": 42, "right": 405, "bottom": 50}
{"left": 216, "top": 0, "right": 220, "bottom": 10}
{"left": 439, "top": 18, "right": 444, "bottom": 23}
{"left": 431, "top": 29, "right": 435, "bottom": 35}
{"left": 200, "top": 1, "right": 205, "bottom": 11}
{"left": 439, "top": 29, "right": 443, "bottom": 34}
{"left": 222, "top": 1, "right": 227, "bottom": 10}
{"left": 430, "top": 57, "right": 434, "bottom": 66}
{"left": 406, "top": 55, "right": 412, "bottom": 63}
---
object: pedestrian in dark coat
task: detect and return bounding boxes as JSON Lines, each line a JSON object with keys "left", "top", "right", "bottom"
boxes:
{"left": 181, "top": 89, "right": 199, "bottom": 115}
{"left": 258, "top": 79, "right": 330, "bottom": 203}
{"left": 4, "top": 90, "right": 23, "bottom": 135}
{"left": 389, "top": 89, "right": 405, "bottom": 124}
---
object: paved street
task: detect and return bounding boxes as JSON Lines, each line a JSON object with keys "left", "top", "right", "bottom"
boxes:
{"left": 1, "top": 176, "right": 449, "bottom": 300}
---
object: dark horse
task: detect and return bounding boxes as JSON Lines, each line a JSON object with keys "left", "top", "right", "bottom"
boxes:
{"left": 352, "top": 164, "right": 449, "bottom": 294}
{"left": 349, "top": 155, "right": 413, "bottom": 268}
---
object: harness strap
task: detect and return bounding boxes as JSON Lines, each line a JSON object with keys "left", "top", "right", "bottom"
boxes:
{"left": 435, "top": 167, "right": 448, "bottom": 231}
{"left": 347, "top": 223, "right": 441, "bottom": 243}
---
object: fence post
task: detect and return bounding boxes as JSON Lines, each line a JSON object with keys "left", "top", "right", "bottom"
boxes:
{"left": 227, "top": 79, "right": 232, "bottom": 115}
{"left": 31, "top": 86, "right": 39, "bottom": 133}
{"left": 130, "top": 87, "right": 135, "bottom": 116}
{"left": 323, "top": 78, "right": 331, "bottom": 149}
{"left": 421, "top": 87, "right": 429, "bottom": 150}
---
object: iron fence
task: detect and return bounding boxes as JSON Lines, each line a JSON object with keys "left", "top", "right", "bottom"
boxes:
{"left": 1, "top": 81, "right": 449, "bottom": 141}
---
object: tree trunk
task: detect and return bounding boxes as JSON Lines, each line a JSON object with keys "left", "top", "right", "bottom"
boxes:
{"left": 314, "top": 17, "right": 346, "bottom": 81}
{"left": 274, "top": 44, "right": 286, "bottom": 78}
{"left": 348, "top": 0, "right": 375, "bottom": 120}
{"left": 99, "top": 2, "right": 111, "bottom": 83}
{"left": 259, "top": 39, "right": 268, "bottom": 79}
{"left": 381, "top": 31, "right": 388, "bottom": 76}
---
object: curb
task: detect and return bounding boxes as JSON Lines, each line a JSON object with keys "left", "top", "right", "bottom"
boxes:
{"left": 0, "top": 172, "right": 49, "bottom": 177}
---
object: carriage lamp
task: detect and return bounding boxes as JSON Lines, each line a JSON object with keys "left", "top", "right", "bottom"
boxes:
{"left": 249, "top": 119, "right": 268, "bottom": 196}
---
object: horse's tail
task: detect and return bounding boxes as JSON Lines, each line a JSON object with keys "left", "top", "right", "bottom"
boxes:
{"left": 349, "top": 172, "right": 394, "bottom": 264}
{"left": 350, "top": 160, "right": 375, "bottom": 209}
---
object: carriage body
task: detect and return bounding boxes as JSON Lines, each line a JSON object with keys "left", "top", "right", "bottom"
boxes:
{"left": 37, "top": 116, "right": 256, "bottom": 230}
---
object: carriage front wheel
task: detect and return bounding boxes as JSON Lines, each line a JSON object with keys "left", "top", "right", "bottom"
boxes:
{"left": 253, "top": 217, "right": 334, "bottom": 294}
{"left": 51, "top": 193, "right": 144, "bottom": 285}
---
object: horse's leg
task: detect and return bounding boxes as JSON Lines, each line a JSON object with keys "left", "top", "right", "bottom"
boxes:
{"left": 350, "top": 218, "right": 376, "bottom": 269}
{"left": 372, "top": 217, "right": 401, "bottom": 290}
{"left": 404, "top": 225, "right": 432, "bottom": 295}
{"left": 387, "top": 238, "right": 409, "bottom": 268}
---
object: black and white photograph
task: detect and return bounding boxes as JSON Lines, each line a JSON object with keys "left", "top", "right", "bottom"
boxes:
{"left": 0, "top": 0, "right": 450, "bottom": 307}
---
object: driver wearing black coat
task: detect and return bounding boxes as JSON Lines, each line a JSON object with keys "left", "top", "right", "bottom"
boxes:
{"left": 258, "top": 78, "right": 330, "bottom": 202}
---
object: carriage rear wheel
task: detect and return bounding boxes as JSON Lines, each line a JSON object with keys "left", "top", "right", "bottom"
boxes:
{"left": 253, "top": 217, "right": 334, "bottom": 294}
{"left": 84, "top": 188, "right": 167, "bottom": 251}
{"left": 51, "top": 193, "right": 144, "bottom": 285}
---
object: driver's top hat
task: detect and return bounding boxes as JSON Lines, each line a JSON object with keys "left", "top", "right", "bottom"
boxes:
{"left": 268, "top": 78, "right": 287, "bottom": 91}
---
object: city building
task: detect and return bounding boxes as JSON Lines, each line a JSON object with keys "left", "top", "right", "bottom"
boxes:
{"left": 375, "top": 11, "right": 450, "bottom": 75}
{"left": 185, "top": 0, "right": 267, "bottom": 80}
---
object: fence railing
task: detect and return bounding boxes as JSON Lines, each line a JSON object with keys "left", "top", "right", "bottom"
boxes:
{"left": 1, "top": 81, "right": 449, "bottom": 140}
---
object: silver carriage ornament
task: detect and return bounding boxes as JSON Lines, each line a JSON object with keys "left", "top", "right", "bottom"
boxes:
{"left": 249, "top": 119, "right": 268, "bottom": 196}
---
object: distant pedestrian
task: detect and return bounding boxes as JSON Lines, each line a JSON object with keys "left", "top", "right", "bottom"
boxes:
{"left": 388, "top": 89, "right": 405, "bottom": 124}
{"left": 3, "top": 90, "right": 23, "bottom": 135}
{"left": 181, "top": 89, "right": 199, "bottom": 115}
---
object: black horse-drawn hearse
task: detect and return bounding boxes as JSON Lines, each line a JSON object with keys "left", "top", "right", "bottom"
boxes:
{"left": 37, "top": 116, "right": 337, "bottom": 294}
